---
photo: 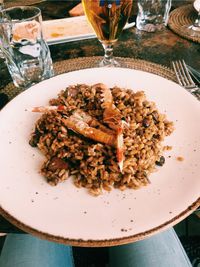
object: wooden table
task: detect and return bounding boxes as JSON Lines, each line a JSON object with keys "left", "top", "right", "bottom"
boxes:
{"left": 0, "top": 0, "right": 199, "bottom": 233}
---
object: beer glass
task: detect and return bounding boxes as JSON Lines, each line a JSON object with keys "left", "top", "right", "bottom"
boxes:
{"left": 82, "top": 0, "right": 132, "bottom": 67}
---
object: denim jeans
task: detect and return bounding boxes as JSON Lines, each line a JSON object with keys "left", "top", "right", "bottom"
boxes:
{"left": 0, "top": 228, "right": 192, "bottom": 267}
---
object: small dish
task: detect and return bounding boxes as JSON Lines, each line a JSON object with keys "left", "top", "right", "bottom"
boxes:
{"left": 43, "top": 16, "right": 135, "bottom": 45}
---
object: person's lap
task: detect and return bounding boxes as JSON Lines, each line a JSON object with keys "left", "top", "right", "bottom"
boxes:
{"left": 0, "top": 234, "right": 74, "bottom": 267}
{"left": 109, "top": 228, "right": 192, "bottom": 267}
{"left": 0, "top": 228, "right": 192, "bottom": 267}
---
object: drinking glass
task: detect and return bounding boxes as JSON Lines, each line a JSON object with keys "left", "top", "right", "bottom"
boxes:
{"left": 82, "top": 0, "right": 133, "bottom": 67}
{"left": 0, "top": 6, "right": 54, "bottom": 88}
{"left": 183, "top": 7, "right": 200, "bottom": 37}
{"left": 136, "top": 0, "right": 171, "bottom": 32}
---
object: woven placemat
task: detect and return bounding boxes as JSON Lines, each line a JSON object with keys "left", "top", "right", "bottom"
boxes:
{"left": 2, "top": 56, "right": 176, "bottom": 100}
{"left": 168, "top": 4, "right": 200, "bottom": 43}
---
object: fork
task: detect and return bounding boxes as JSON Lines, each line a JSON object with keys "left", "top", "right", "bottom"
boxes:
{"left": 172, "top": 60, "right": 200, "bottom": 99}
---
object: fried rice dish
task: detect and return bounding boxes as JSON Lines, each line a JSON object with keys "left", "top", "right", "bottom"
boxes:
{"left": 29, "top": 83, "right": 174, "bottom": 196}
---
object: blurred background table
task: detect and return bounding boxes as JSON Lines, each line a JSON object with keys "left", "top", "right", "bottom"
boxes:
{"left": 0, "top": 0, "right": 199, "bottom": 95}
{"left": 0, "top": 0, "right": 199, "bottom": 90}
{"left": 0, "top": 0, "right": 199, "bottom": 265}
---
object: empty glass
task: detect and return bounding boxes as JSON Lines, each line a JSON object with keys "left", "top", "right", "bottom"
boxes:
{"left": 136, "top": 0, "right": 171, "bottom": 32}
{"left": 0, "top": 6, "right": 54, "bottom": 88}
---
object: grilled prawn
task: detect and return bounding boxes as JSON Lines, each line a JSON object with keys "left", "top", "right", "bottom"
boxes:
{"left": 92, "top": 83, "right": 125, "bottom": 172}
{"left": 31, "top": 83, "right": 126, "bottom": 172}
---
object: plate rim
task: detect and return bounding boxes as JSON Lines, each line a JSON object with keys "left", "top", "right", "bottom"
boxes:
{"left": 0, "top": 197, "right": 199, "bottom": 247}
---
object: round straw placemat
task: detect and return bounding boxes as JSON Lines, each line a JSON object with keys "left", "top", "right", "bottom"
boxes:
{"left": 2, "top": 56, "right": 176, "bottom": 101}
{"left": 168, "top": 4, "right": 200, "bottom": 43}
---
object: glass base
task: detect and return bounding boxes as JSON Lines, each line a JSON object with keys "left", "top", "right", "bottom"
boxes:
{"left": 182, "top": 24, "right": 200, "bottom": 37}
{"left": 99, "top": 57, "right": 120, "bottom": 68}
{"left": 100, "top": 41, "right": 120, "bottom": 67}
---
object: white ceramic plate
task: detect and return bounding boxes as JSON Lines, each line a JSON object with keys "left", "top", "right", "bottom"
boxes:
{"left": 0, "top": 68, "right": 200, "bottom": 247}
{"left": 43, "top": 16, "right": 135, "bottom": 45}
{"left": 194, "top": 0, "right": 200, "bottom": 11}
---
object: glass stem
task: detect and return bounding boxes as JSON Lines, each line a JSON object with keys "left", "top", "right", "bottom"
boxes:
{"left": 198, "top": 10, "right": 200, "bottom": 27}
{"left": 194, "top": 9, "right": 200, "bottom": 27}
{"left": 102, "top": 43, "right": 114, "bottom": 65}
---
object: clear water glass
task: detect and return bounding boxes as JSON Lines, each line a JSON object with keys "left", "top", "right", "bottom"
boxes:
{"left": 136, "top": 0, "right": 171, "bottom": 32}
{"left": 183, "top": 8, "right": 200, "bottom": 37}
{"left": 0, "top": 6, "right": 54, "bottom": 88}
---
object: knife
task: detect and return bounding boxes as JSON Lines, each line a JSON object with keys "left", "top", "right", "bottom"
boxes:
{"left": 186, "top": 64, "right": 200, "bottom": 85}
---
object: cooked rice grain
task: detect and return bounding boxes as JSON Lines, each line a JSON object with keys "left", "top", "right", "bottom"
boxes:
{"left": 29, "top": 84, "right": 174, "bottom": 196}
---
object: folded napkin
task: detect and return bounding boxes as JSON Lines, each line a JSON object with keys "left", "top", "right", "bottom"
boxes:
{"left": 69, "top": 3, "right": 84, "bottom": 17}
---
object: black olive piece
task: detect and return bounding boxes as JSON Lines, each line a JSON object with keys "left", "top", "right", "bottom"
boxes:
{"left": 153, "top": 134, "right": 160, "bottom": 140}
{"left": 155, "top": 156, "right": 165, "bottom": 166}
{"left": 136, "top": 128, "right": 144, "bottom": 135}
{"left": 29, "top": 132, "right": 41, "bottom": 147}
{"left": 152, "top": 111, "right": 159, "bottom": 122}
{"left": 142, "top": 118, "right": 150, "bottom": 128}
{"left": 0, "top": 93, "right": 9, "bottom": 109}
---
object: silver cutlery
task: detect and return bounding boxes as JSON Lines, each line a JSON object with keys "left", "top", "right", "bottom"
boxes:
{"left": 186, "top": 64, "right": 200, "bottom": 85}
{"left": 172, "top": 60, "right": 200, "bottom": 100}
